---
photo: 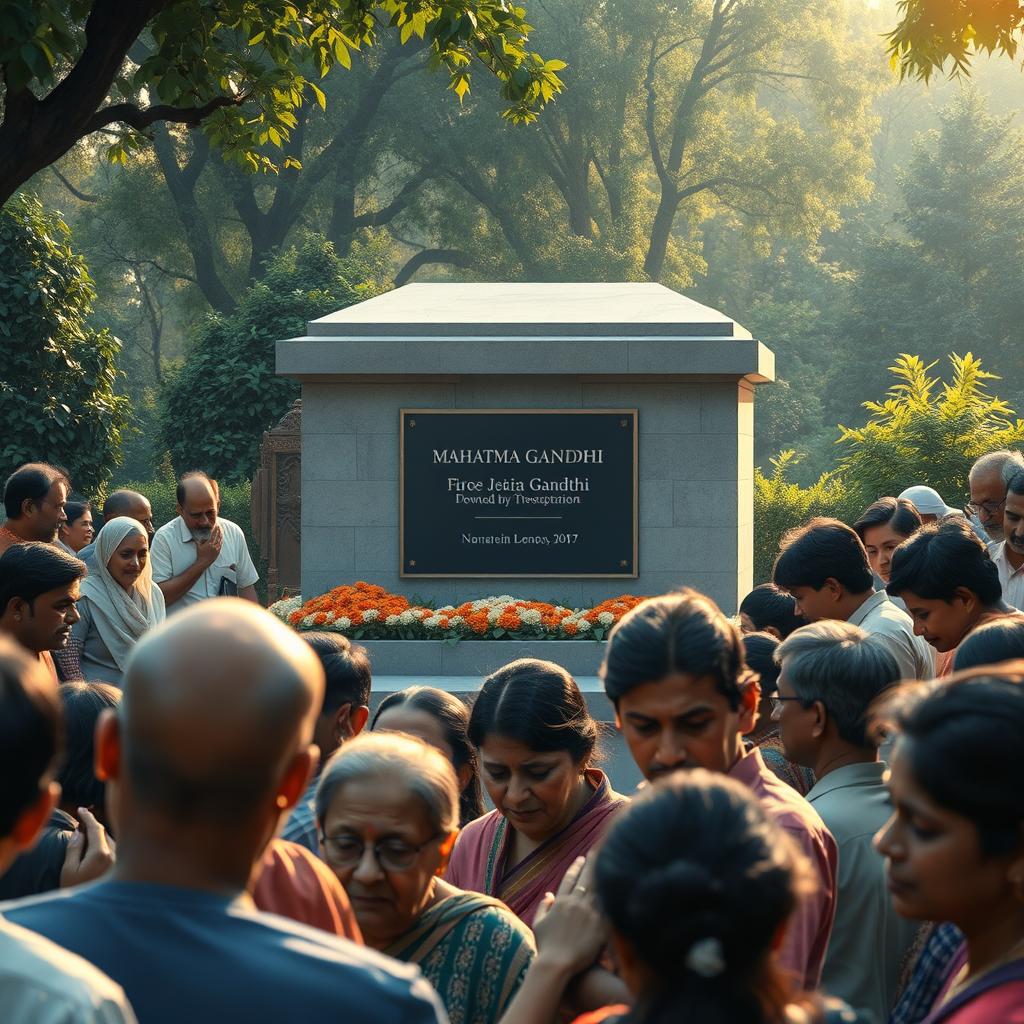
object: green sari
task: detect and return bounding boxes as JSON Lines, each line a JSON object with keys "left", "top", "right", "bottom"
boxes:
{"left": 384, "top": 891, "right": 535, "bottom": 1024}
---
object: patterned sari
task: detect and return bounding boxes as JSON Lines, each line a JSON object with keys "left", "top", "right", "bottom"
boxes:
{"left": 446, "top": 769, "right": 627, "bottom": 926}
{"left": 384, "top": 892, "right": 535, "bottom": 1024}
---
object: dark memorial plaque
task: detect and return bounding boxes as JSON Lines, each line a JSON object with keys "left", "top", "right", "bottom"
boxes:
{"left": 401, "top": 409, "right": 637, "bottom": 578}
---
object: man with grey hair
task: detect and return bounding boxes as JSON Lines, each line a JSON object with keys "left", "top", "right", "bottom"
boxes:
{"left": 773, "top": 621, "right": 918, "bottom": 1024}
{"left": 968, "top": 448, "right": 1024, "bottom": 543}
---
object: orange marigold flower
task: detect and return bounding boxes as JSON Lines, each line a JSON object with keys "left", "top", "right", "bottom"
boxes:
{"left": 497, "top": 610, "right": 521, "bottom": 631}
{"left": 563, "top": 622, "right": 578, "bottom": 636}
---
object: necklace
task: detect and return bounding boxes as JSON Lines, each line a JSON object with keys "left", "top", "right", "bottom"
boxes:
{"left": 0, "top": 523, "right": 25, "bottom": 546}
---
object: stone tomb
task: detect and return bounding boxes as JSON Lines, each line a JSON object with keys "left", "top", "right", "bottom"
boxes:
{"left": 276, "top": 282, "right": 773, "bottom": 789}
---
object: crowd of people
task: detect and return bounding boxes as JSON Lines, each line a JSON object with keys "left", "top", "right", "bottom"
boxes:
{"left": 1, "top": 452, "right": 1023, "bottom": 1024}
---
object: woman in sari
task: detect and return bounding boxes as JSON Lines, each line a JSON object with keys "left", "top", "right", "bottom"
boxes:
{"left": 446, "top": 658, "right": 626, "bottom": 927}
{"left": 68, "top": 516, "right": 165, "bottom": 685}
{"left": 886, "top": 519, "right": 1023, "bottom": 675}
{"left": 875, "top": 664, "right": 1024, "bottom": 1022}
{"left": 317, "top": 731, "right": 534, "bottom": 1024}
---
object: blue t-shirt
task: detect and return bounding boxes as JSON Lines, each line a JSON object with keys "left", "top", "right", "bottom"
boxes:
{"left": 3, "top": 881, "right": 447, "bottom": 1024}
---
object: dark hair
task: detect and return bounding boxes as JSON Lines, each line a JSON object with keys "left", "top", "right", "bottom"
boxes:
{"left": 3, "top": 463, "right": 67, "bottom": 520}
{"left": 853, "top": 497, "right": 922, "bottom": 544}
{"left": 883, "top": 669, "right": 1024, "bottom": 856}
{"left": 0, "top": 637, "right": 62, "bottom": 836}
{"left": 62, "top": 498, "right": 92, "bottom": 528}
{"left": 469, "top": 658, "right": 599, "bottom": 766}
{"left": 373, "top": 686, "right": 486, "bottom": 826}
{"left": 886, "top": 519, "right": 1002, "bottom": 605}
{"left": 595, "top": 770, "right": 808, "bottom": 1024}
{"left": 57, "top": 682, "right": 120, "bottom": 811}
{"left": 176, "top": 470, "right": 217, "bottom": 506}
{"left": 742, "top": 632, "right": 780, "bottom": 695}
{"left": 953, "top": 618, "right": 1024, "bottom": 672}
{"left": 776, "top": 622, "right": 902, "bottom": 748}
{"left": 773, "top": 518, "right": 873, "bottom": 594}
{"left": 601, "top": 589, "right": 745, "bottom": 709}
{"left": 1007, "top": 468, "right": 1024, "bottom": 498}
{"left": 303, "top": 632, "right": 372, "bottom": 711}
{"left": 738, "top": 584, "right": 806, "bottom": 639}
{"left": 0, "top": 543, "right": 86, "bottom": 616}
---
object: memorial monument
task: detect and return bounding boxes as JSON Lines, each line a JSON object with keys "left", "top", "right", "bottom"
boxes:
{"left": 276, "top": 282, "right": 773, "bottom": 788}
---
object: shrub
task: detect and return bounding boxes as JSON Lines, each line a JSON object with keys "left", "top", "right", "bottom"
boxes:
{"left": 0, "top": 193, "right": 129, "bottom": 492}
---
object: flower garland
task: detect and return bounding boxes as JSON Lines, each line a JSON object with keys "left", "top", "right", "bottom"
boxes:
{"left": 270, "top": 582, "right": 648, "bottom": 641}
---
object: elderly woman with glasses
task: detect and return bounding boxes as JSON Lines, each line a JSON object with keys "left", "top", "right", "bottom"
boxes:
{"left": 316, "top": 731, "right": 535, "bottom": 1024}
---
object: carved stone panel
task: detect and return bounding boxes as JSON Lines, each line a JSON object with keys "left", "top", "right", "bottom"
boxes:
{"left": 251, "top": 400, "right": 302, "bottom": 603}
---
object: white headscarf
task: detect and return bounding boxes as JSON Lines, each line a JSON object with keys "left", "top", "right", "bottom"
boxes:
{"left": 80, "top": 516, "right": 166, "bottom": 670}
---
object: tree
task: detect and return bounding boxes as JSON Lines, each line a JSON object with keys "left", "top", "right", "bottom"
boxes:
{"left": 834, "top": 91, "right": 1024, "bottom": 426}
{"left": 888, "top": 0, "right": 1024, "bottom": 80}
{"left": 387, "top": 0, "right": 880, "bottom": 288}
{"left": 0, "top": 0, "right": 565, "bottom": 207}
{"left": 159, "top": 231, "right": 391, "bottom": 482}
{"left": 0, "top": 192, "right": 129, "bottom": 492}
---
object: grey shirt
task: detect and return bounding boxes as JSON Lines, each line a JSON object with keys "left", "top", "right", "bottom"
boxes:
{"left": 70, "top": 595, "right": 123, "bottom": 686}
{"left": 848, "top": 591, "right": 936, "bottom": 680}
{"left": 0, "top": 913, "right": 135, "bottom": 1024}
{"left": 808, "top": 762, "right": 919, "bottom": 1024}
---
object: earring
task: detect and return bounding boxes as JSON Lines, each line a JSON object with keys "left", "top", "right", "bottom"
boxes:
{"left": 274, "top": 794, "right": 289, "bottom": 810}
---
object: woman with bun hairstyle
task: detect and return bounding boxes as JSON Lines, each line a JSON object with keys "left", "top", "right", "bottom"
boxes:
{"left": 446, "top": 658, "right": 626, "bottom": 926}
{"left": 875, "top": 666, "right": 1024, "bottom": 1023}
{"left": 500, "top": 770, "right": 865, "bottom": 1024}
{"left": 372, "top": 685, "right": 486, "bottom": 827}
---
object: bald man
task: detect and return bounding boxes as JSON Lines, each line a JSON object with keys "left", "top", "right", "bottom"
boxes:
{"left": 3, "top": 600, "right": 445, "bottom": 1024}
{"left": 150, "top": 472, "right": 259, "bottom": 610}
{"left": 77, "top": 490, "right": 154, "bottom": 576}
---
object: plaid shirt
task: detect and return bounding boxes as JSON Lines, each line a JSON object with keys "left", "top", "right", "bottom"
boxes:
{"left": 889, "top": 922, "right": 964, "bottom": 1024}
{"left": 280, "top": 775, "right": 320, "bottom": 855}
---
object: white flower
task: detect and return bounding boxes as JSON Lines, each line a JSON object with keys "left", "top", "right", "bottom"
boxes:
{"left": 685, "top": 938, "right": 725, "bottom": 978}
{"left": 577, "top": 619, "right": 591, "bottom": 632}
{"left": 471, "top": 599, "right": 490, "bottom": 611}
{"left": 301, "top": 615, "right": 316, "bottom": 628}
{"left": 521, "top": 608, "right": 542, "bottom": 625}
{"left": 336, "top": 616, "right": 351, "bottom": 629}
{"left": 448, "top": 616, "right": 465, "bottom": 627}
{"left": 361, "top": 609, "right": 380, "bottom": 622}
{"left": 398, "top": 609, "right": 416, "bottom": 625}
{"left": 385, "top": 614, "right": 400, "bottom": 626}
{"left": 424, "top": 615, "right": 443, "bottom": 629}
{"left": 598, "top": 611, "right": 615, "bottom": 626}
{"left": 411, "top": 608, "right": 426, "bottom": 619}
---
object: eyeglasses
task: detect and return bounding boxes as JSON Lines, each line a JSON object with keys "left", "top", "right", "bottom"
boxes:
{"left": 770, "top": 695, "right": 806, "bottom": 715}
{"left": 320, "top": 832, "right": 441, "bottom": 872}
{"left": 966, "top": 499, "right": 1005, "bottom": 517}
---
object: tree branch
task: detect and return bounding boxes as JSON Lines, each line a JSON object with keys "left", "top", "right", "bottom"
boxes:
{"left": 395, "top": 248, "right": 473, "bottom": 286}
{"left": 50, "top": 166, "right": 99, "bottom": 202}
{"left": 351, "top": 167, "right": 431, "bottom": 228}
{"left": 84, "top": 93, "right": 243, "bottom": 134}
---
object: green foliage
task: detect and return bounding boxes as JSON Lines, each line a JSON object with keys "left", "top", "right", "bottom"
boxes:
{"left": 0, "top": 193, "right": 129, "bottom": 493}
{"left": 887, "top": 0, "right": 1024, "bottom": 81}
{"left": 160, "top": 231, "right": 392, "bottom": 483}
{"left": 836, "top": 352, "right": 1024, "bottom": 510}
{"left": 753, "top": 451, "right": 855, "bottom": 584}
{"left": 754, "top": 351, "right": 1024, "bottom": 582}
{"left": 0, "top": 0, "right": 564, "bottom": 204}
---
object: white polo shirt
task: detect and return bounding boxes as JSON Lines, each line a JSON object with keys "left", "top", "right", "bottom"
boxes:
{"left": 150, "top": 516, "right": 259, "bottom": 611}
{"left": 989, "top": 541, "right": 1024, "bottom": 610}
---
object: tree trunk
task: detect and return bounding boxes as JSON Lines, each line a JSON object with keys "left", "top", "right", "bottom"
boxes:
{"left": 152, "top": 128, "right": 236, "bottom": 314}
{"left": 644, "top": 191, "right": 678, "bottom": 281}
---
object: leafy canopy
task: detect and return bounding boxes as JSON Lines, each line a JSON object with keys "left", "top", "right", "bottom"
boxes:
{"left": 887, "top": 0, "right": 1024, "bottom": 80}
{"left": 0, "top": 193, "right": 130, "bottom": 493}
{"left": 0, "top": 0, "right": 565, "bottom": 204}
